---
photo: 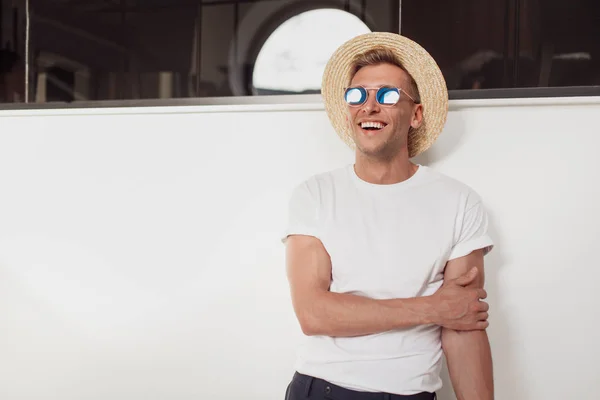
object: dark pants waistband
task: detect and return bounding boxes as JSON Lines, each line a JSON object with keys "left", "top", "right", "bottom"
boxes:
{"left": 288, "top": 372, "right": 436, "bottom": 400}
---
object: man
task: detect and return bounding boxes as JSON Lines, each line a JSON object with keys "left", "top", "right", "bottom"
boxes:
{"left": 282, "top": 32, "right": 494, "bottom": 400}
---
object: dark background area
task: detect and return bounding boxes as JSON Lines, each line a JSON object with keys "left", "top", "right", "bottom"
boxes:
{"left": 1, "top": 0, "right": 598, "bottom": 105}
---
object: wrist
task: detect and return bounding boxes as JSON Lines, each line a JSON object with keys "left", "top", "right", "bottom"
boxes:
{"left": 421, "top": 295, "right": 440, "bottom": 325}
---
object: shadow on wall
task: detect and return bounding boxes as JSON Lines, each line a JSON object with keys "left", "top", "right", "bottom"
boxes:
{"left": 413, "top": 115, "right": 530, "bottom": 399}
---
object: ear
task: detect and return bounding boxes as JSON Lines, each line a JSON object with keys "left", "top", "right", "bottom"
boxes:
{"left": 411, "top": 104, "right": 424, "bottom": 129}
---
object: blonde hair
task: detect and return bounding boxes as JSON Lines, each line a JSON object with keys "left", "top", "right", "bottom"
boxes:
{"left": 350, "top": 47, "right": 420, "bottom": 103}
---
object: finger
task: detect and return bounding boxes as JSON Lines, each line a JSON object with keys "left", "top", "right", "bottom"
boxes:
{"left": 478, "top": 312, "right": 489, "bottom": 321}
{"left": 477, "top": 320, "right": 490, "bottom": 330}
{"left": 455, "top": 267, "right": 478, "bottom": 286}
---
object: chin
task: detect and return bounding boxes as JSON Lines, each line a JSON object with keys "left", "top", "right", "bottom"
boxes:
{"left": 355, "top": 138, "right": 404, "bottom": 160}
{"left": 356, "top": 143, "right": 390, "bottom": 159}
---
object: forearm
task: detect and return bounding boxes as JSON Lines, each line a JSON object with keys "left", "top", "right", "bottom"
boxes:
{"left": 442, "top": 328, "right": 494, "bottom": 400}
{"left": 299, "top": 291, "right": 437, "bottom": 337}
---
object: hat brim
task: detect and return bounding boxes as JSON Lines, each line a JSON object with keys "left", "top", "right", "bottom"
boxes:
{"left": 321, "top": 32, "right": 449, "bottom": 158}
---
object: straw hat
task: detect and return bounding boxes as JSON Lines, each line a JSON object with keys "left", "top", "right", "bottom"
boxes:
{"left": 321, "top": 32, "right": 448, "bottom": 158}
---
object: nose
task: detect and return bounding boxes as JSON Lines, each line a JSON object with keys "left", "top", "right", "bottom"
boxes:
{"left": 361, "top": 90, "right": 380, "bottom": 114}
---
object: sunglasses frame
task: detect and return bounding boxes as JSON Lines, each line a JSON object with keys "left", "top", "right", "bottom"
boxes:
{"left": 343, "top": 85, "right": 419, "bottom": 106}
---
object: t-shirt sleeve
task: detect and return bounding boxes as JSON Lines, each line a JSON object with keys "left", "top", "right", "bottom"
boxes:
{"left": 281, "top": 181, "right": 320, "bottom": 244}
{"left": 448, "top": 191, "right": 494, "bottom": 260}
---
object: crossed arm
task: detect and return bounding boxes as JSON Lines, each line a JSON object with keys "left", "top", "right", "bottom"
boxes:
{"left": 441, "top": 249, "right": 494, "bottom": 400}
{"left": 286, "top": 234, "right": 438, "bottom": 336}
{"left": 285, "top": 234, "right": 494, "bottom": 399}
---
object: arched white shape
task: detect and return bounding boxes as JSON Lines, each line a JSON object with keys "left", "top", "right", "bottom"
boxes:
{"left": 252, "top": 8, "right": 371, "bottom": 94}
{"left": 228, "top": 0, "right": 377, "bottom": 97}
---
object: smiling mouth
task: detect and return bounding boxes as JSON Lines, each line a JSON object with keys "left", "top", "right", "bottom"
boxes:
{"left": 359, "top": 121, "right": 387, "bottom": 132}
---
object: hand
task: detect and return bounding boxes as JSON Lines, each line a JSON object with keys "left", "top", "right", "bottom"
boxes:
{"left": 431, "top": 267, "right": 489, "bottom": 330}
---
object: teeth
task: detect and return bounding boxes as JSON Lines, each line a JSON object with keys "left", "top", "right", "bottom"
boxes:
{"left": 361, "top": 121, "right": 385, "bottom": 129}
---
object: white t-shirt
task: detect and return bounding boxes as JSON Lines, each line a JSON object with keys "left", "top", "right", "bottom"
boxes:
{"left": 282, "top": 163, "right": 494, "bottom": 395}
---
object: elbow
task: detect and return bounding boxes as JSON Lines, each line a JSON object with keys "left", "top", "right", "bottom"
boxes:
{"left": 298, "top": 314, "right": 321, "bottom": 336}
{"left": 292, "top": 292, "right": 332, "bottom": 336}
{"left": 300, "top": 323, "right": 320, "bottom": 336}
{"left": 296, "top": 310, "right": 326, "bottom": 336}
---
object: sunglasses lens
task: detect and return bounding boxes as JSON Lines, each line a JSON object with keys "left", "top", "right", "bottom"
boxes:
{"left": 377, "top": 87, "right": 400, "bottom": 105}
{"left": 344, "top": 87, "right": 366, "bottom": 105}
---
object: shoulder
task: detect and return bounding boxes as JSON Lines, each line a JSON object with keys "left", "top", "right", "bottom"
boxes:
{"left": 420, "top": 166, "right": 484, "bottom": 208}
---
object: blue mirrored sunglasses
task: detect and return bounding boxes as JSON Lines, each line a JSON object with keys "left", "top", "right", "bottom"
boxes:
{"left": 344, "top": 86, "right": 419, "bottom": 106}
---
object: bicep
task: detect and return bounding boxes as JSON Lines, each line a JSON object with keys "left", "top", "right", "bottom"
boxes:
{"left": 442, "top": 249, "right": 489, "bottom": 340}
{"left": 443, "top": 248, "right": 486, "bottom": 289}
{"left": 285, "top": 234, "right": 332, "bottom": 313}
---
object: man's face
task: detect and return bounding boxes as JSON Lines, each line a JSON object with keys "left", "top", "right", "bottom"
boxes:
{"left": 346, "top": 63, "right": 422, "bottom": 160}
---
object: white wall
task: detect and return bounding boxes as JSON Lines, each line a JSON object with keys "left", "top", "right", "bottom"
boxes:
{"left": 0, "top": 96, "right": 599, "bottom": 400}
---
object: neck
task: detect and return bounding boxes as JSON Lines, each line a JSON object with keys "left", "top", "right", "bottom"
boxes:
{"left": 354, "top": 148, "right": 418, "bottom": 185}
